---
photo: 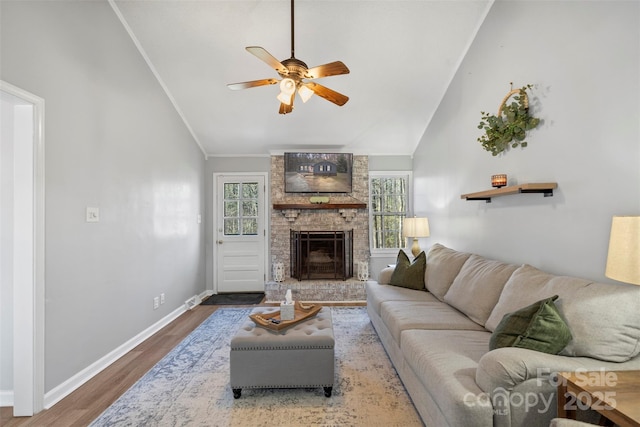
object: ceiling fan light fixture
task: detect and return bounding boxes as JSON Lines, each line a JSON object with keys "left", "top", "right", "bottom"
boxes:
{"left": 279, "top": 78, "right": 296, "bottom": 95}
{"left": 298, "top": 84, "right": 314, "bottom": 103}
{"left": 277, "top": 78, "right": 296, "bottom": 105}
{"left": 277, "top": 91, "right": 293, "bottom": 105}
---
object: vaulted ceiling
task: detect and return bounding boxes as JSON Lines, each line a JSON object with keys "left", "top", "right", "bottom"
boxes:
{"left": 110, "top": 0, "right": 492, "bottom": 157}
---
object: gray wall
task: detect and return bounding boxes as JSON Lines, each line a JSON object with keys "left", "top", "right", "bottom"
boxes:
{"left": 1, "top": 1, "right": 206, "bottom": 393}
{"left": 368, "top": 155, "right": 413, "bottom": 171}
{"left": 412, "top": 0, "right": 639, "bottom": 283}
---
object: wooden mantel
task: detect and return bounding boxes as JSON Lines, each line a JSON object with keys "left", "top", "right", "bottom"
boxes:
{"left": 273, "top": 202, "right": 366, "bottom": 210}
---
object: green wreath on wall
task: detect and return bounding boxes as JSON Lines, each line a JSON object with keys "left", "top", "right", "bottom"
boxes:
{"left": 477, "top": 84, "right": 540, "bottom": 156}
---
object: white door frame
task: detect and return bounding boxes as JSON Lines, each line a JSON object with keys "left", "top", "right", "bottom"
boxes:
{"left": 212, "top": 172, "right": 269, "bottom": 294}
{"left": 0, "top": 81, "right": 45, "bottom": 415}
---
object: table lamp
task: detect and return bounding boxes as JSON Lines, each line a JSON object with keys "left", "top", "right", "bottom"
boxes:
{"left": 402, "top": 217, "right": 430, "bottom": 257}
{"left": 605, "top": 216, "right": 640, "bottom": 285}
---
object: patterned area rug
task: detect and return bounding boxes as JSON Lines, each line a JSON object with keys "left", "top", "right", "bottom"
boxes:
{"left": 90, "top": 307, "right": 423, "bottom": 427}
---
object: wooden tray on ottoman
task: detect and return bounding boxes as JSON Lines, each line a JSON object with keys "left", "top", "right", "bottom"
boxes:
{"left": 250, "top": 301, "right": 322, "bottom": 332}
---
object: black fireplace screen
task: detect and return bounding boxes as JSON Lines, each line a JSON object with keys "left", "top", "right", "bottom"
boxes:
{"left": 290, "top": 230, "right": 353, "bottom": 280}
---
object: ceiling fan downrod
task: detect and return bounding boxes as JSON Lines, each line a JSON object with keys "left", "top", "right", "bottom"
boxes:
{"left": 290, "top": 0, "right": 295, "bottom": 59}
{"left": 281, "top": 0, "right": 307, "bottom": 91}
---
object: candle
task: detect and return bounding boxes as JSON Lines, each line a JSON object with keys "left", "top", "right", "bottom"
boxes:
{"left": 491, "top": 174, "right": 507, "bottom": 188}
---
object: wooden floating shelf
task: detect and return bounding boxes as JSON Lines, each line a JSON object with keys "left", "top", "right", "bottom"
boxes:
{"left": 273, "top": 202, "right": 366, "bottom": 210}
{"left": 461, "top": 182, "right": 558, "bottom": 203}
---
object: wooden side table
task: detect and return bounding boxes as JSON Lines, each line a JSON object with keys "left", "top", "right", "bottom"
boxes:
{"left": 557, "top": 370, "right": 640, "bottom": 427}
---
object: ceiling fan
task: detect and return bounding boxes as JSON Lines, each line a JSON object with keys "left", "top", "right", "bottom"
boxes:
{"left": 227, "top": 0, "right": 350, "bottom": 115}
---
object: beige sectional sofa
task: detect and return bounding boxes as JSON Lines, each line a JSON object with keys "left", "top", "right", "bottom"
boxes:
{"left": 366, "top": 243, "right": 640, "bottom": 427}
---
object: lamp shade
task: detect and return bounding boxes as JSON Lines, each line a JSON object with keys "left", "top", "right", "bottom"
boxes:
{"left": 277, "top": 78, "right": 296, "bottom": 105}
{"left": 279, "top": 78, "right": 296, "bottom": 95}
{"left": 276, "top": 91, "right": 293, "bottom": 105}
{"left": 605, "top": 216, "right": 640, "bottom": 285}
{"left": 298, "top": 85, "right": 314, "bottom": 103}
{"left": 402, "top": 217, "right": 430, "bottom": 257}
{"left": 402, "top": 217, "right": 430, "bottom": 238}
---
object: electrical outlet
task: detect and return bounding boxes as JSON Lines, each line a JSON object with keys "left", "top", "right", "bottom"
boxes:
{"left": 153, "top": 297, "right": 159, "bottom": 309}
{"left": 86, "top": 207, "right": 100, "bottom": 223}
{"left": 160, "top": 293, "right": 165, "bottom": 305}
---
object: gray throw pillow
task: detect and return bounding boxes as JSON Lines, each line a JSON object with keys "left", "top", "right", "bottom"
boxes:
{"left": 389, "top": 250, "right": 426, "bottom": 290}
{"left": 490, "top": 295, "right": 572, "bottom": 355}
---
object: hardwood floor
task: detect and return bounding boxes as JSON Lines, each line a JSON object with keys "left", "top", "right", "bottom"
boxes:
{"left": 1, "top": 304, "right": 219, "bottom": 427}
{"left": 1, "top": 301, "right": 364, "bottom": 426}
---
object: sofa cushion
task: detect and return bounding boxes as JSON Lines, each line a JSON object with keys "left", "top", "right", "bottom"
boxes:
{"left": 424, "top": 243, "right": 472, "bottom": 301}
{"left": 365, "top": 282, "right": 439, "bottom": 315}
{"left": 401, "top": 329, "right": 494, "bottom": 427}
{"left": 486, "top": 264, "right": 640, "bottom": 362}
{"left": 485, "top": 264, "right": 554, "bottom": 332}
{"left": 489, "top": 295, "right": 572, "bottom": 354}
{"left": 443, "top": 254, "right": 518, "bottom": 326}
{"left": 377, "top": 266, "right": 395, "bottom": 285}
{"left": 380, "top": 300, "right": 485, "bottom": 344}
{"left": 389, "top": 250, "right": 426, "bottom": 290}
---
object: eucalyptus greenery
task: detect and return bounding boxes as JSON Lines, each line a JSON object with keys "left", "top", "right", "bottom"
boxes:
{"left": 477, "top": 84, "right": 540, "bottom": 156}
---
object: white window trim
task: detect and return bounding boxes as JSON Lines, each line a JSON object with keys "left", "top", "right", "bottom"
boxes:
{"left": 368, "top": 170, "right": 412, "bottom": 257}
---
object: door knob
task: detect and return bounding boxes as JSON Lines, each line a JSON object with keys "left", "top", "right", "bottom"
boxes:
{"left": 217, "top": 240, "right": 224, "bottom": 244}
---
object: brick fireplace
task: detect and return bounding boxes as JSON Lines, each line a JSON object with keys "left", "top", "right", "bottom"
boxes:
{"left": 267, "top": 155, "right": 369, "bottom": 302}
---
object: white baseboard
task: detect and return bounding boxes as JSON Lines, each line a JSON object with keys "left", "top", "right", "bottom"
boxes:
{"left": 43, "top": 305, "right": 187, "bottom": 409}
{"left": 0, "top": 389, "right": 13, "bottom": 407}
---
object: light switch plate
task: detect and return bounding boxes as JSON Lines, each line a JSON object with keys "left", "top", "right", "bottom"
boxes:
{"left": 86, "top": 207, "right": 100, "bottom": 223}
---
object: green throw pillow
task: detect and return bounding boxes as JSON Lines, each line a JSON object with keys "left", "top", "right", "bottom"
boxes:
{"left": 490, "top": 295, "right": 572, "bottom": 354}
{"left": 389, "top": 250, "right": 426, "bottom": 290}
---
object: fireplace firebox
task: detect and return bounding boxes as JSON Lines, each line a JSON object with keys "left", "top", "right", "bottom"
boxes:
{"left": 290, "top": 230, "right": 353, "bottom": 280}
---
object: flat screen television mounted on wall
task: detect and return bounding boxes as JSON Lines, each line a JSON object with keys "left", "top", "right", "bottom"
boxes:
{"left": 284, "top": 152, "right": 353, "bottom": 193}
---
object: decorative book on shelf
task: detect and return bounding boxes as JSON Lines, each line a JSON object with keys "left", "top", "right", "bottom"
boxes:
{"left": 461, "top": 182, "right": 557, "bottom": 203}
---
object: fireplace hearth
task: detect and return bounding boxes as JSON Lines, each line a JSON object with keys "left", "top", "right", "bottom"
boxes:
{"left": 290, "top": 230, "right": 353, "bottom": 280}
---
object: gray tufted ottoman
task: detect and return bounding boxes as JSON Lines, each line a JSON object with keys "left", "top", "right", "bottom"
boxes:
{"left": 230, "top": 306, "right": 335, "bottom": 398}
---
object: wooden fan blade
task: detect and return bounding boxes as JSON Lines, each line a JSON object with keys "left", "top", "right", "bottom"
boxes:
{"left": 305, "top": 61, "right": 350, "bottom": 79}
{"left": 279, "top": 103, "right": 292, "bottom": 114}
{"left": 246, "top": 46, "right": 288, "bottom": 75}
{"left": 227, "top": 78, "right": 279, "bottom": 90}
{"left": 303, "top": 82, "right": 349, "bottom": 106}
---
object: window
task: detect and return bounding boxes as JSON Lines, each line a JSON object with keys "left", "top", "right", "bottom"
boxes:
{"left": 223, "top": 182, "right": 259, "bottom": 235}
{"left": 369, "top": 173, "right": 410, "bottom": 253}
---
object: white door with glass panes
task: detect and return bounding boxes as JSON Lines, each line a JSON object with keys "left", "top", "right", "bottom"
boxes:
{"left": 215, "top": 174, "right": 266, "bottom": 293}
